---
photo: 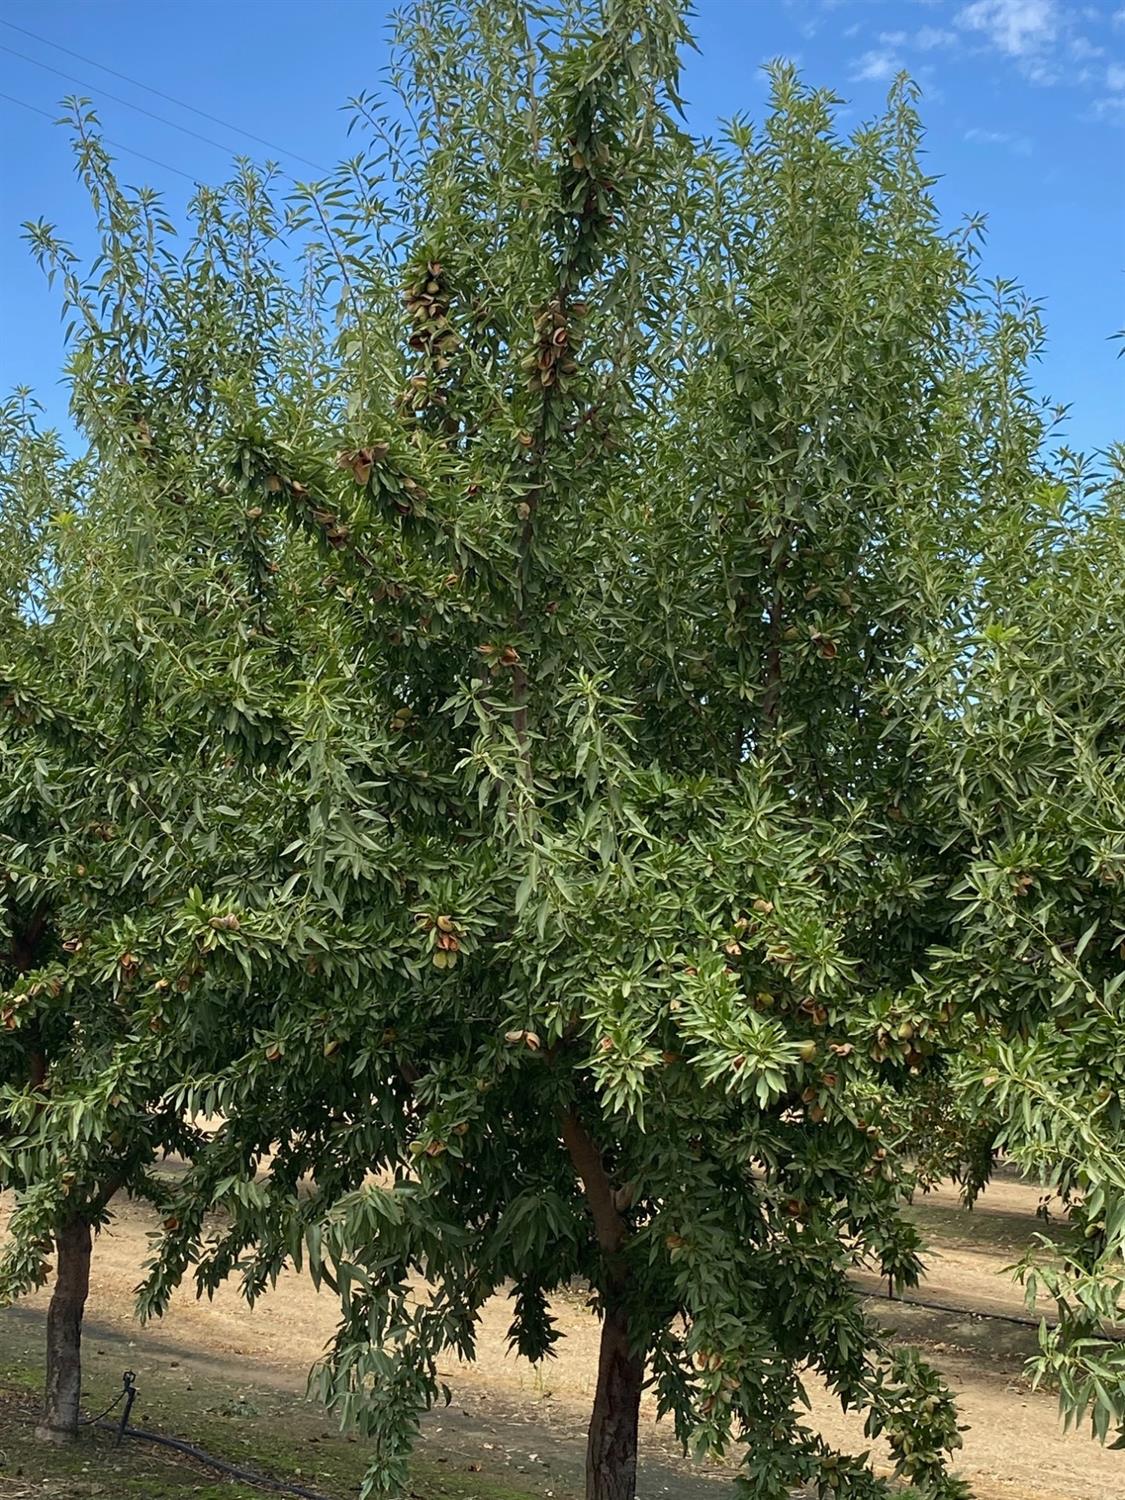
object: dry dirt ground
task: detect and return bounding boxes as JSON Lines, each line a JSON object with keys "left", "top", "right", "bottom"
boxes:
{"left": 2, "top": 1174, "right": 1122, "bottom": 1500}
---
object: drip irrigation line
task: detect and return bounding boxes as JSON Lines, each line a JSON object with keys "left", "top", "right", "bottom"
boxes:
{"left": 18, "top": 1394, "right": 335, "bottom": 1498}
{"left": 866, "top": 1287, "right": 1125, "bottom": 1343}
{"left": 92, "top": 1418, "right": 337, "bottom": 1500}
{"left": 78, "top": 1379, "right": 128, "bottom": 1425}
{"left": 28, "top": 1277, "right": 1125, "bottom": 1500}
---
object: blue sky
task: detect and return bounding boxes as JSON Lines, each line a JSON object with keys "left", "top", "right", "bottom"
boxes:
{"left": 1, "top": 0, "right": 1122, "bottom": 456}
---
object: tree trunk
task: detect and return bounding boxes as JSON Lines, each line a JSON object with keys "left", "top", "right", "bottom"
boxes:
{"left": 586, "top": 1297, "right": 644, "bottom": 1500}
{"left": 35, "top": 1217, "right": 92, "bottom": 1444}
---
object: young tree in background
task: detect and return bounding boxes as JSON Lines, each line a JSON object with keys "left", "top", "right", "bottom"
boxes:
{"left": 910, "top": 457, "right": 1125, "bottom": 1447}
{"left": 0, "top": 397, "right": 197, "bottom": 1442}
{"left": 0, "top": 150, "right": 312, "bottom": 1441}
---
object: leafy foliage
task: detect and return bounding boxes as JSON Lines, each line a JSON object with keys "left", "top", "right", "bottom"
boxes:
{"left": 2, "top": 3, "right": 1122, "bottom": 1497}
{"left": 911, "top": 471, "right": 1125, "bottom": 1447}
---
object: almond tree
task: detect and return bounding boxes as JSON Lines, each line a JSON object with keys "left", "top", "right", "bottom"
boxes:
{"left": 0, "top": 146, "right": 308, "bottom": 1440}
{"left": 5, "top": 4, "right": 1102, "bottom": 1497}
{"left": 0, "top": 396, "right": 162, "bottom": 1444}
{"left": 909, "top": 457, "right": 1125, "bottom": 1447}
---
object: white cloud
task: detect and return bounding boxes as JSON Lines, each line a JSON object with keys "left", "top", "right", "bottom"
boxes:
{"left": 1022, "top": 55, "right": 1061, "bottom": 84}
{"left": 834, "top": 0, "right": 1119, "bottom": 125}
{"left": 964, "top": 125, "right": 1034, "bottom": 153}
{"left": 915, "top": 26, "right": 959, "bottom": 49}
{"left": 956, "top": 0, "right": 1058, "bottom": 58}
{"left": 851, "top": 49, "right": 903, "bottom": 81}
{"left": 1068, "top": 36, "right": 1104, "bottom": 61}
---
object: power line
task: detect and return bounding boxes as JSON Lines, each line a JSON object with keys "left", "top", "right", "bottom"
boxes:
{"left": 0, "top": 89, "right": 202, "bottom": 184}
{"left": 0, "top": 88, "right": 52, "bottom": 120}
{"left": 0, "top": 18, "right": 328, "bottom": 174}
{"left": 0, "top": 40, "right": 291, "bottom": 170}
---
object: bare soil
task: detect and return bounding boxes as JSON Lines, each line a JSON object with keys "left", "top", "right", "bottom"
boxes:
{"left": 2, "top": 1173, "right": 1121, "bottom": 1500}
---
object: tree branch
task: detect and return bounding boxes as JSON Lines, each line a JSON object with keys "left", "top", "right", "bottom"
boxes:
{"left": 29, "top": 1049, "right": 47, "bottom": 1092}
{"left": 762, "top": 557, "right": 786, "bottom": 734}
{"left": 560, "top": 1107, "right": 627, "bottom": 1260}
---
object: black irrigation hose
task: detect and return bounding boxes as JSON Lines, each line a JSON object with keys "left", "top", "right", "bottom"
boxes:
{"left": 866, "top": 1287, "right": 1125, "bottom": 1343}
{"left": 94, "top": 1418, "right": 338, "bottom": 1500}
{"left": 63, "top": 1284, "right": 1116, "bottom": 1500}
{"left": 78, "top": 1380, "right": 128, "bottom": 1426}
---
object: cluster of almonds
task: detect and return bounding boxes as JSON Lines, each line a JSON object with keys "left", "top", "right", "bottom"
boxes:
{"left": 399, "top": 259, "right": 460, "bottom": 420}
{"left": 390, "top": 474, "right": 429, "bottom": 518}
{"left": 799, "top": 1071, "right": 838, "bottom": 1124}
{"left": 504, "top": 1028, "right": 541, "bottom": 1051}
{"left": 336, "top": 442, "right": 389, "bottom": 487}
{"left": 264, "top": 472, "right": 350, "bottom": 550}
{"left": 520, "top": 296, "right": 583, "bottom": 396}
{"left": 557, "top": 120, "right": 624, "bottom": 278}
{"left": 416, "top": 912, "right": 464, "bottom": 969}
{"left": 337, "top": 444, "right": 429, "bottom": 520}
{"left": 719, "top": 900, "right": 775, "bottom": 963}
{"left": 808, "top": 629, "right": 839, "bottom": 660}
{"left": 870, "top": 1017, "right": 928, "bottom": 1071}
{"left": 476, "top": 642, "right": 521, "bottom": 670}
{"left": 5, "top": 973, "right": 61, "bottom": 1002}
{"left": 798, "top": 995, "right": 830, "bottom": 1027}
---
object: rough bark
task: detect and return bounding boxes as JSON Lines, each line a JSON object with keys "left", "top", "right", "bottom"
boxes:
{"left": 586, "top": 1296, "right": 645, "bottom": 1500}
{"left": 560, "top": 1109, "right": 645, "bottom": 1500}
{"left": 35, "top": 1217, "right": 92, "bottom": 1444}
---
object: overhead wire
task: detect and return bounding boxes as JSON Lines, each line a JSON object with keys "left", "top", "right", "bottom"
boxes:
{"left": 0, "top": 88, "right": 203, "bottom": 183}
{"left": 0, "top": 18, "right": 329, "bottom": 174}
{"left": 0, "top": 40, "right": 314, "bottom": 179}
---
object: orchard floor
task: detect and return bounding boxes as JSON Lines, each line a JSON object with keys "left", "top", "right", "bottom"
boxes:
{"left": 1, "top": 1174, "right": 1122, "bottom": 1500}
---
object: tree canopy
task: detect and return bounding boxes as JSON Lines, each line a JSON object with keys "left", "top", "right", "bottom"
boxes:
{"left": 1, "top": 3, "right": 1123, "bottom": 1497}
